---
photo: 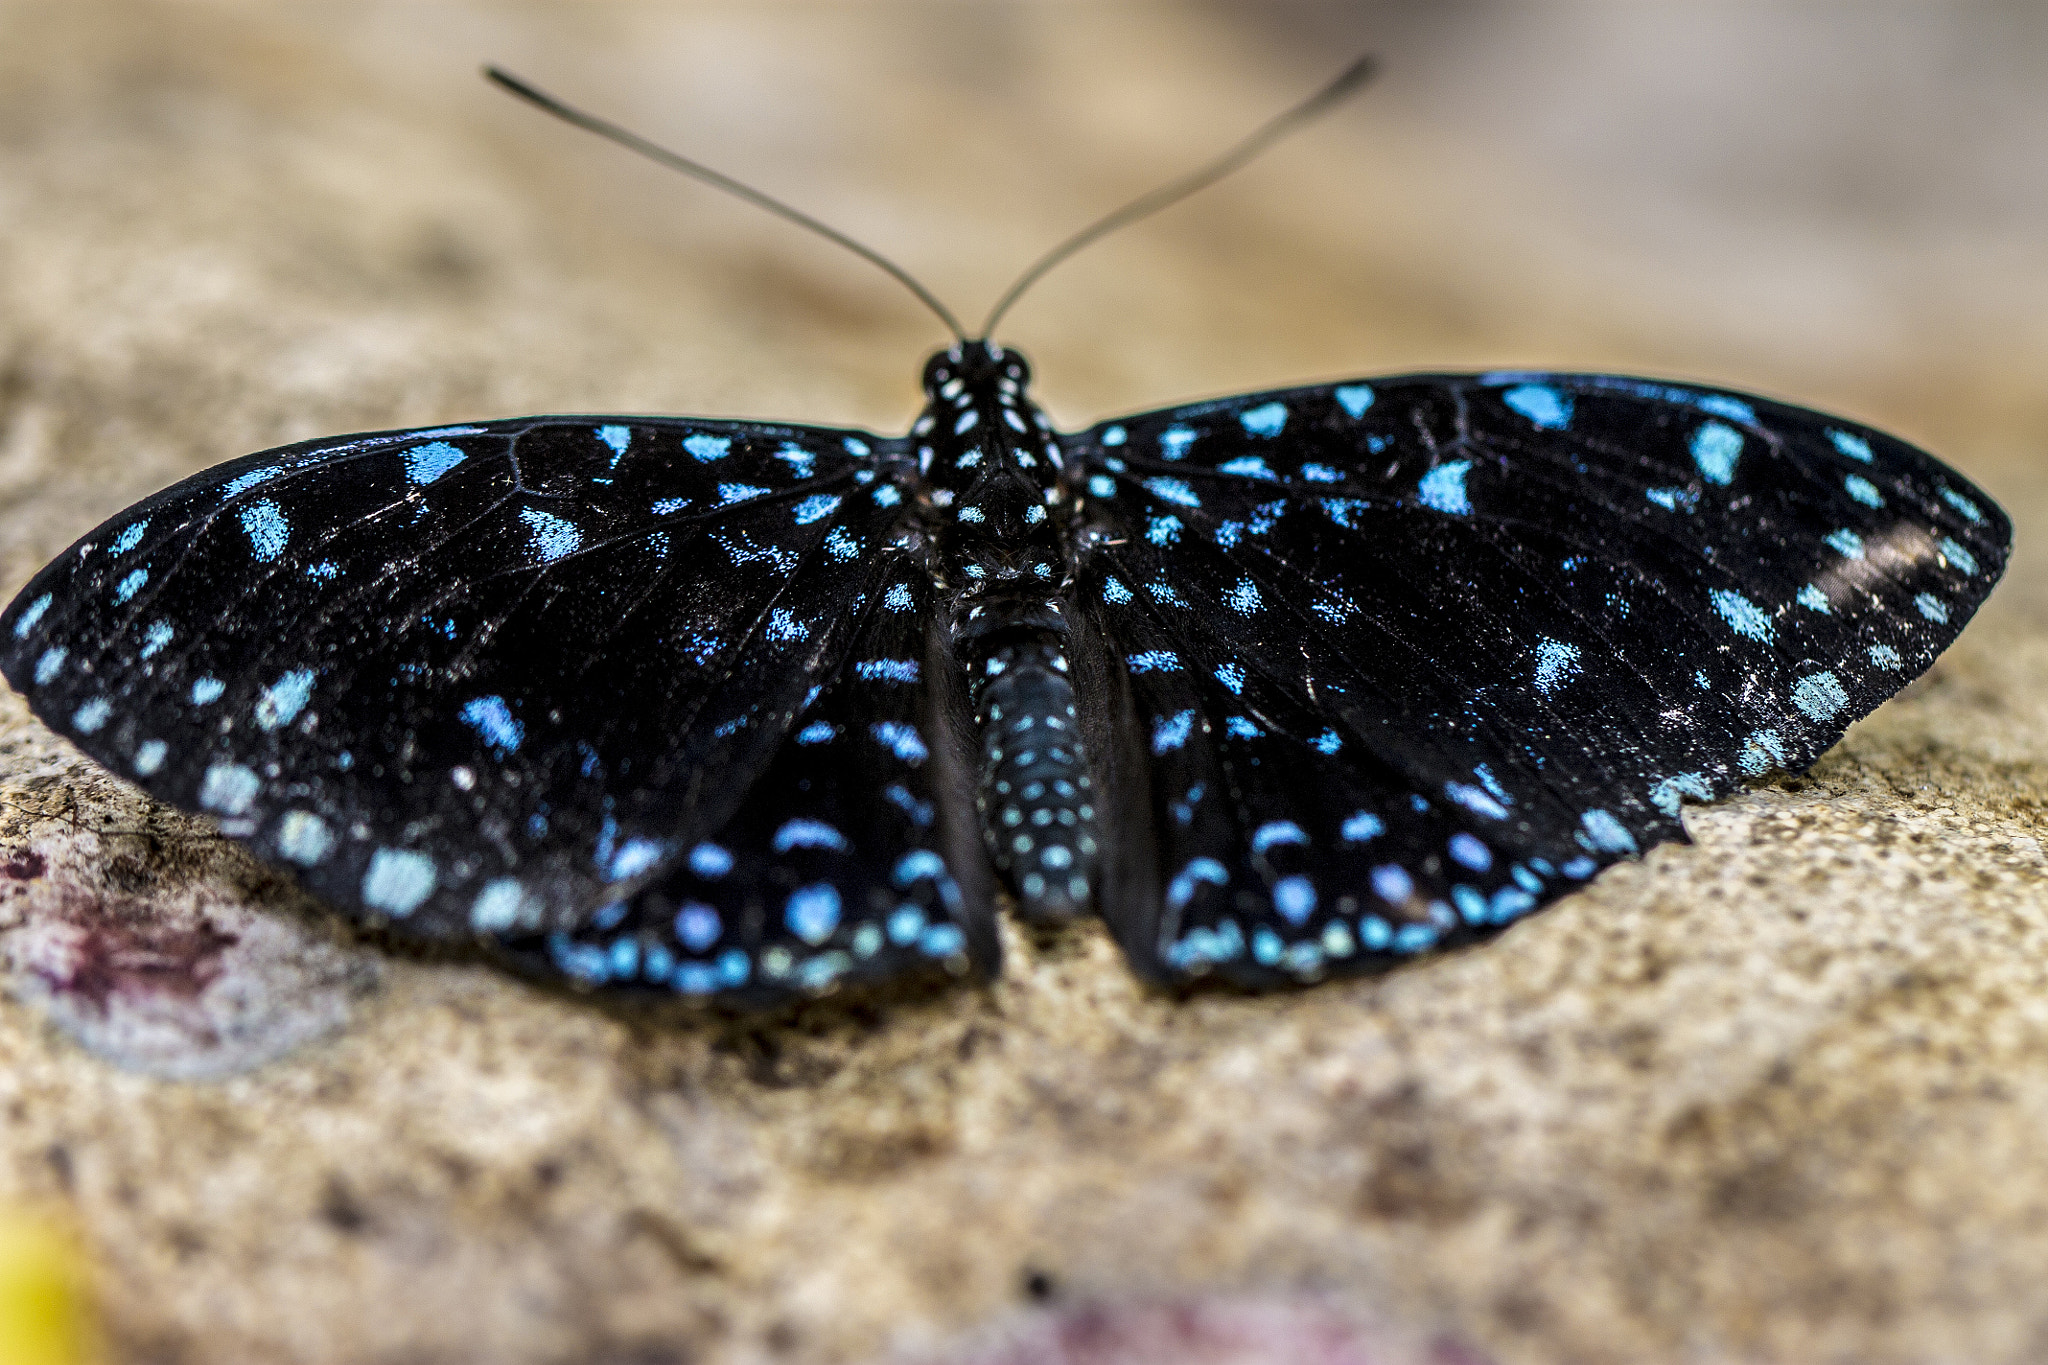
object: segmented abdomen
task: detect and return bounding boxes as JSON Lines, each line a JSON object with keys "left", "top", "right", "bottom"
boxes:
{"left": 973, "top": 638, "right": 1100, "bottom": 919}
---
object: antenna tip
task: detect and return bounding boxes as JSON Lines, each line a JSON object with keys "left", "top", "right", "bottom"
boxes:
{"left": 1321, "top": 54, "right": 1380, "bottom": 105}
{"left": 484, "top": 66, "right": 546, "bottom": 105}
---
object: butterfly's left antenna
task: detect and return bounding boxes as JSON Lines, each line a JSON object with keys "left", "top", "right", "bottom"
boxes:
{"left": 485, "top": 67, "right": 969, "bottom": 344}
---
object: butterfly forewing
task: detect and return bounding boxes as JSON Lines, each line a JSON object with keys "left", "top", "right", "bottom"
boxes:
{"left": 1073, "top": 373, "right": 2008, "bottom": 984}
{"left": 0, "top": 414, "right": 922, "bottom": 950}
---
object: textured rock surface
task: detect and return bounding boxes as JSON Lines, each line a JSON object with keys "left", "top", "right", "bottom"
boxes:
{"left": 2, "top": 3, "right": 2047, "bottom": 1363}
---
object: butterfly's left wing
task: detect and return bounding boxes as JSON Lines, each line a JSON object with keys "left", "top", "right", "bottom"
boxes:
{"left": 1, "top": 414, "right": 995, "bottom": 1005}
{"left": 1065, "top": 373, "right": 2008, "bottom": 988}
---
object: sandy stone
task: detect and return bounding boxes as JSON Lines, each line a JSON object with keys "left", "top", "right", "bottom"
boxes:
{"left": 2, "top": 4, "right": 2047, "bottom": 1364}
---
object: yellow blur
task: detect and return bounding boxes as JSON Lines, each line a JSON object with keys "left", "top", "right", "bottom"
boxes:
{"left": 0, "top": 1212, "right": 97, "bottom": 1365}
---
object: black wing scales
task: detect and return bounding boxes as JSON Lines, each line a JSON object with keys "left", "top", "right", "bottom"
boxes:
{"left": 0, "top": 415, "right": 927, "bottom": 990}
{"left": 1073, "top": 373, "right": 2008, "bottom": 985}
{"left": 512, "top": 555, "right": 999, "bottom": 1006}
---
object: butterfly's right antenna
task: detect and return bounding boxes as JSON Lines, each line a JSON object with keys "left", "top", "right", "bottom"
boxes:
{"left": 486, "top": 67, "right": 969, "bottom": 344}
{"left": 978, "top": 54, "right": 1378, "bottom": 339}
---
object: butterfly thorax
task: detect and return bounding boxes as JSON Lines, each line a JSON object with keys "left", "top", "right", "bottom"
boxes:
{"left": 910, "top": 342, "right": 1098, "bottom": 921}
{"left": 913, "top": 343, "right": 1069, "bottom": 609}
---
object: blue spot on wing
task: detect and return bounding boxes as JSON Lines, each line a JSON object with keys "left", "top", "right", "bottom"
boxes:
{"left": 783, "top": 885, "right": 841, "bottom": 944}
{"left": 1532, "top": 639, "right": 1580, "bottom": 695}
{"left": 1218, "top": 456, "right": 1277, "bottom": 480}
{"left": 1939, "top": 488, "right": 1983, "bottom": 523}
{"left": 1790, "top": 671, "right": 1848, "bottom": 721}
{"left": 792, "top": 494, "right": 842, "bottom": 524}
{"left": 461, "top": 696, "right": 524, "bottom": 753}
{"left": 1575, "top": 812, "right": 1635, "bottom": 855}
{"left": 363, "top": 849, "right": 436, "bottom": 917}
{"left": 773, "top": 819, "right": 850, "bottom": 853}
{"left": 222, "top": 467, "right": 280, "bottom": 497}
{"left": 404, "top": 441, "right": 467, "bottom": 485}
{"left": 1333, "top": 384, "right": 1375, "bottom": 419}
{"left": 1417, "top": 461, "right": 1472, "bottom": 515}
{"left": 1151, "top": 710, "right": 1194, "bottom": 754}
{"left": 1503, "top": 385, "right": 1571, "bottom": 430}
{"left": 1828, "top": 429, "right": 1874, "bottom": 463}
{"left": 1238, "top": 402, "right": 1287, "bottom": 438}
{"left": 255, "top": 669, "right": 315, "bottom": 730}
{"left": 1341, "top": 812, "right": 1384, "bottom": 842}
{"left": 606, "top": 839, "right": 664, "bottom": 882}
{"left": 870, "top": 721, "right": 929, "bottom": 764}
{"left": 1709, "top": 588, "right": 1774, "bottom": 642}
{"left": 239, "top": 501, "right": 289, "bottom": 560}
{"left": 1690, "top": 422, "right": 1743, "bottom": 485}
{"left": 1696, "top": 395, "right": 1755, "bottom": 423}
{"left": 1143, "top": 478, "right": 1201, "bottom": 509}
{"left": 521, "top": 508, "right": 582, "bottom": 561}
{"left": 12, "top": 594, "right": 51, "bottom": 638}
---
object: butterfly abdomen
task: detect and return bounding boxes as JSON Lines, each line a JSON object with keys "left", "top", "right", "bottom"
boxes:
{"left": 972, "top": 637, "right": 1099, "bottom": 920}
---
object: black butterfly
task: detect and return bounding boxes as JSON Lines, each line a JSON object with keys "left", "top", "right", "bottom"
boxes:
{"left": 0, "top": 63, "right": 2010, "bottom": 1009}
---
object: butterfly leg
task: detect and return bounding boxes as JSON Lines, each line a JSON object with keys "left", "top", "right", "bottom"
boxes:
{"left": 971, "top": 634, "right": 1101, "bottom": 921}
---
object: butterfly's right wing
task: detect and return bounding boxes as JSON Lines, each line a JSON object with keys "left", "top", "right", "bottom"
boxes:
{"left": 1062, "top": 373, "right": 2008, "bottom": 989}
{"left": 2, "top": 414, "right": 994, "bottom": 1003}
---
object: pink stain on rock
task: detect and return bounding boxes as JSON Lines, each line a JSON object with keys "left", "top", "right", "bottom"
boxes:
{"left": 1, "top": 847, "right": 46, "bottom": 880}
{"left": 0, "top": 838, "right": 378, "bottom": 1078}
{"left": 19, "top": 878, "right": 238, "bottom": 1010}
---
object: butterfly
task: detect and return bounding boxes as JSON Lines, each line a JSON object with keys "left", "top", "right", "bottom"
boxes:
{"left": 0, "top": 62, "right": 2010, "bottom": 1009}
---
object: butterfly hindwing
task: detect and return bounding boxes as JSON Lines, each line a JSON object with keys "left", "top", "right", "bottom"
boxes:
{"left": 1076, "top": 566, "right": 1567, "bottom": 988}
{"left": 508, "top": 556, "right": 998, "bottom": 1006}
{"left": 0, "top": 414, "right": 925, "bottom": 956}
{"left": 1074, "top": 373, "right": 2008, "bottom": 984}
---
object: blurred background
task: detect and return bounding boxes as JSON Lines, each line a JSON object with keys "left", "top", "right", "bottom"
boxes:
{"left": 3, "top": 2, "right": 2044, "bottom": 572}
{"left": 3, "top": 3, "right": 2047, "bottom": 1363}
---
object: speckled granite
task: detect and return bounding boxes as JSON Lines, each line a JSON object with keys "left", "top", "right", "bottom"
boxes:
{"left": 3, "top": 4, "right": 2047, "bottom": 1364}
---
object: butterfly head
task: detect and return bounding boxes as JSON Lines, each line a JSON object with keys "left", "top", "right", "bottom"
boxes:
{"left": 922, "top": 340, "right": 1031, "bottom": 402}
